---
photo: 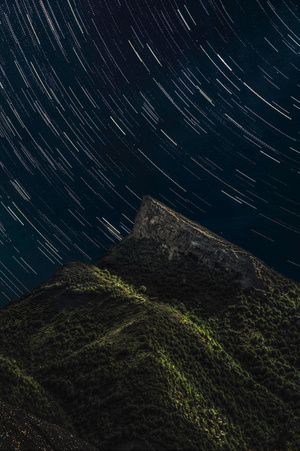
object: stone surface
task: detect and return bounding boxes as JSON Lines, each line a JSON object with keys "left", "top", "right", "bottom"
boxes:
{"left": 131, "top": 196, "right": 266, "bottom": 289}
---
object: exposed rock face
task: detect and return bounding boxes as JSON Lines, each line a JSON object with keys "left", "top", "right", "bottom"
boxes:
{"left": 131, "top": 196, "right": 265, "bottom": 289}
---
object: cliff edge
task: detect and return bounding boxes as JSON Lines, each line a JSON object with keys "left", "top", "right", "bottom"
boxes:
{"left": 130, "top": 195, "right": 267, "bottom": 289}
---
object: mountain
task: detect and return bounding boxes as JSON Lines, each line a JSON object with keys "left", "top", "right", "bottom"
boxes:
{"left": 97, "top": 196, "right": 295, "bottom": 316}
{"left": 0, "top": 196, "right": 299, "bottom": 450}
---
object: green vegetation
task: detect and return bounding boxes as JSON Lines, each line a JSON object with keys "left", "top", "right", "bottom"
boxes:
{"left": 0, "top": 224, "right": 299, "bottom": 449}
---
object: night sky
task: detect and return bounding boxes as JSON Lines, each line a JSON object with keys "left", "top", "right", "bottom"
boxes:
{"left": 0, "top": 0, "right": 299, "bottom": 306}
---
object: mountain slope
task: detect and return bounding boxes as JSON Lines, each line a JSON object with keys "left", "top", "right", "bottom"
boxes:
{"left": 0, "top": 196, "right": 299, "bottom": 450}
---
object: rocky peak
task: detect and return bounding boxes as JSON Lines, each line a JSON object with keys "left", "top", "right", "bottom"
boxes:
{"left": 131, "top": 195, "right": 266, "bottom": 289}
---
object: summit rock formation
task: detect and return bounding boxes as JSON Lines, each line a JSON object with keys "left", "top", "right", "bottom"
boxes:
{"left": 108, "top": 195, "right": 272, "bottom": 289}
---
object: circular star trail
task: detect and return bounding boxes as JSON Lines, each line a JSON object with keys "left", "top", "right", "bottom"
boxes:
{"left": 0, "top": 0, "right": 299, "bottom": 305}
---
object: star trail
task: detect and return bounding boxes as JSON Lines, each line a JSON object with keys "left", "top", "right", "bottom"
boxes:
{"left": 0, "top": 0, "right": 299, "bottom": 305}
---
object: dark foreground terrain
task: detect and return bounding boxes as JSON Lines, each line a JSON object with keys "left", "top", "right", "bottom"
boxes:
{"left": 0, "top": 400, "right": 96, "bottom": 450}
{"left": 0, "top": 196, "right": 299, "bottom": 450}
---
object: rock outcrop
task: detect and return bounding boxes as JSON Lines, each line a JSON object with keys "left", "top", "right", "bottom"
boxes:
{"left": 131, "top": 196, "right": 266, "bottom": 289}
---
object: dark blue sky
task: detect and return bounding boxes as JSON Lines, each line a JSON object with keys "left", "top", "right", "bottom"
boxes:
{"left": 0, "top": 0, "right": 299, "bottom": 305}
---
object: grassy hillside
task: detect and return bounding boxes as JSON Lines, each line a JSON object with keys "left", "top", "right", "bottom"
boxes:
{"left": 0, "top": 253, "right": 299, "bottom": 450}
